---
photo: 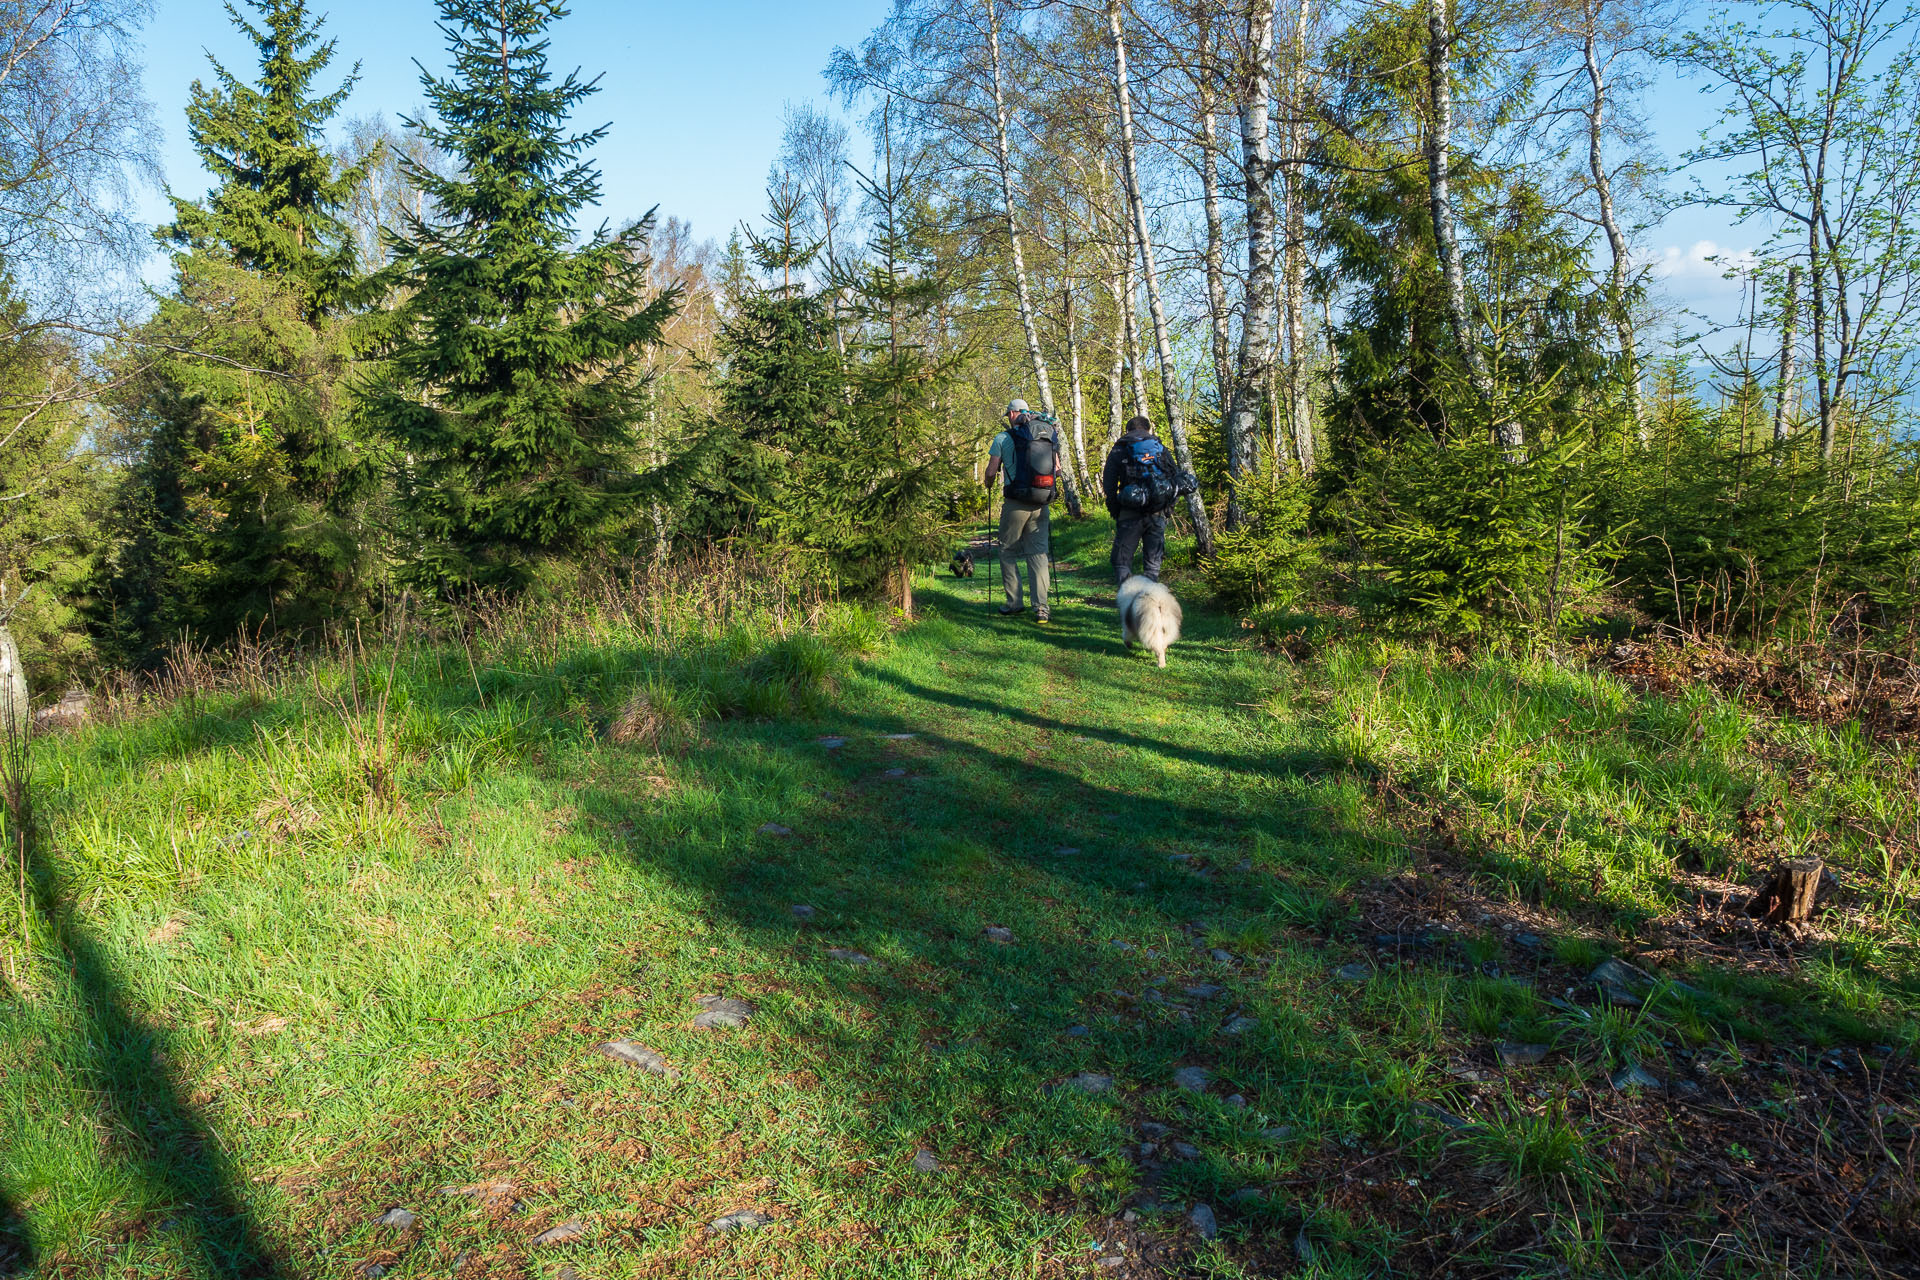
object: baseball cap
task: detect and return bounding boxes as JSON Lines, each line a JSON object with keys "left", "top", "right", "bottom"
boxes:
{"left": 1006, "top": 398, "right": 1029, "bottom": 414}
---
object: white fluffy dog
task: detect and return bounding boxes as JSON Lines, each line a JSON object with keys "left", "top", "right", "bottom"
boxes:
{"left": 1118, "top": 575, "right": 1182, "bottom": 668}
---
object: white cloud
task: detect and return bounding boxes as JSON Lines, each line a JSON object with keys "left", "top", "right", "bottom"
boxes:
{"left": 1648, "top": 239, "right": 1760, "bottom": 281}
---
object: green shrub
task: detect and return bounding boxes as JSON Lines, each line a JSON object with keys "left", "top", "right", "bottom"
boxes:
{"left": 1342, "top": 428, "right": 1614, "bottom": 634}
{"left": 1206, "top": 470, "right": 1319, "bottom": 608}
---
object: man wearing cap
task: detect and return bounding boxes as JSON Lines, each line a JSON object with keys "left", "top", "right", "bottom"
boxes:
{"left": 982, "top": 398, "right": 1052, "bottom": 623}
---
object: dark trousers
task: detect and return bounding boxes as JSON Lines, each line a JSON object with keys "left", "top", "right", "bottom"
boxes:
{"left": 1111, "top": 512, "right": 1166, "bottom": 584}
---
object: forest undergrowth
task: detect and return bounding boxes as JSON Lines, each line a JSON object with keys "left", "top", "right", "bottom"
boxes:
{"left": 1, "top": 517, "right": 1916, "bottom": 1279}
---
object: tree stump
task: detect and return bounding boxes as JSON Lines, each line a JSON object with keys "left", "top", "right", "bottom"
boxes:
{"left": 1746, "top": 857, "right": 1825, "bottom": 926}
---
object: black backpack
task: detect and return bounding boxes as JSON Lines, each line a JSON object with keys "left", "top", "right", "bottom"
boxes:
{"left": 1113, "top": 435, "right": 1176, "bottom": 513}
{"left": 1005, "top": 413, "right": 1062, "bottom": 504}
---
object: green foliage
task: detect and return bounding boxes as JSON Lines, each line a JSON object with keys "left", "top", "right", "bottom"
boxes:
{"left": 1605, "top": 360, "right": 1920, "bottom": 637}
{"left": 158, "top": 0, "right": 369, "bottom": 315}
{"left": 0, "top": 283, "right": 107, "bottom": 688}
{"left": 94, "top": 0, "right": 377, "bottom": 665}
{"left": 359, "top": 0, "right": 676, "bottom": 593}
{"left": 95, "top": 258, "right": 377, "bottom": 665}
{"left": 1206, "top": 470, "right": 1318, "bottom": 609}
{"left": 1341, "top": 425, "right": 1615, "bottom": 634}
{"left": 688, "top": 169, "right": 966, "bottom": 598}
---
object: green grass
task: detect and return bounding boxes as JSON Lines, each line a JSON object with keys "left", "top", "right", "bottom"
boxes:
{"left": 2, "top": 516, "right": 1916, "bottom": 1277}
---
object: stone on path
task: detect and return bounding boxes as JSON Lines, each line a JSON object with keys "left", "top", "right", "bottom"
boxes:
{"left": 882, "top": 768, "right": 908, "bottom": 779}
{"left": 1184, "top": 984, "right": 1222, "bottom": 999}
{"left": 790, "top": 904, "right": 815, "bottom": 920}
{"left": 1170, "top": 1141, "right": 1200, "bottom": 1159}
{"left": 1224, "top": 1093, "right": 1248, "bottom": 1110}
{"left": 1172, "top": 1066, "right": 1211, "bottom": 1093}
{"left": 598, "top": 1041, "right": 679, "bottom": 1078}
{"left": 1611, "top": 1062, "right": 1663, "bottom": 1091}
{"left": 1496, "top": 1041, "right": 1550, "bottom": 1067}
{"left": 1054, "top": 845, "right": 1081, "bottom": 856}
{"left": 983, "top": 926, "right": 1014, "bottom": 944}
{"left": 1168, "top": 853, "right": 1193, "bottom": 863}
{"left": 912, "top": 1149, "right": 940, "bottom": 1173}
{"left": 374, "top": 1207, "right": 416, "bottom": 1229}
{"left": 1334, "top": 963, "right": 1371, "bottom": 982}
{"left": 826, "top": 948, "right": 871, "bottom": 965}
{"left": 1261, "top": 1126, "right": 1293, "bottom": 1142}
{"left": 1189, "top": 1203, "right": 1218, "bottom": 1241}
{"left": 531, "top": 1219, "right": 587, "bottom": 1246}
{"left": 817, "top": 737, "right": 846, "bottom": 749}
{"left": 710, "top": 1210, "right": 772, "bottom": 1233}
{"left": 692, "top": 996, "right": 755, "bottom": 1030}
{"left": 1412, "top": 1101, "right": 1471, "bottom": 1130}
{"left": 1229, "top": 1187, "right": 1262, "bottom": 1205}
{"left": 1221, "top": 1016, "right": 1258, "bottom": 1036}
{"left": 1061, "top": 1071, "right": 1113, "bottom": 1094}
{"left": 1209, "top": 949, "right": 1234, "bottom": 964}
{"left": 1065, "top": 1024, "right": 1090, "bottom": 1037}
{"left": 882, "top": 732, "right": 917, "bottom": 740}
{"left": 1590, "top": 958, "right": 1652, "bottom": 1006}
{"left": 758, "top": 822, "right": 794, "bottom": 837}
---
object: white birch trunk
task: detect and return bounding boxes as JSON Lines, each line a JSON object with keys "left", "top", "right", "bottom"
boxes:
{"left": 1226, "top": 0, "right": 1280, "bottom": 527}
{"left": 1284, "top": 0, "right": 1316, "bottom": 473}
{"left": 1109, "top": 0, "right": 1212, "bottom": 552}
{"left": 985, "top": 0, "right": 1082, "bottom": 513}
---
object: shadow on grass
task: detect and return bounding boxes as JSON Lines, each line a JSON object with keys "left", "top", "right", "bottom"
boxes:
{"left": 0, "top": 1184, "right": 31, "bottom": 1278}
{"left": 20, "top": 844, "right": 284, "bottom": 1278}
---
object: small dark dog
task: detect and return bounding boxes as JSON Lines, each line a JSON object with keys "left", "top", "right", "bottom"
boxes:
{"left": 949, "top": 548, "right": 976, "bottom": 578}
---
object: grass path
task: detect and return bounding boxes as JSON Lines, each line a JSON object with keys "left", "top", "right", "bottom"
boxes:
{"left": 3, "top": 518, "right": 1916, "bottom": 1278}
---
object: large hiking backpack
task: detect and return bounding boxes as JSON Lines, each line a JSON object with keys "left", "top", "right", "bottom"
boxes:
{"left": 1113, "top": 435, "right": 1176, "bottom": 513}
{"left": 1005, "top": 413, "right": 1062, "bottom": 505}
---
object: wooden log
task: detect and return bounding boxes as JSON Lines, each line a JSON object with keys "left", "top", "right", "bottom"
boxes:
{"left": 1745, "top": 857, "right": 1825, "bottom": 925}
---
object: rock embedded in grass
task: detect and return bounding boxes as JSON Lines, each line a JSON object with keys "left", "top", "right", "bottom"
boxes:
{"left": 1225, "top": 1093, "right": 1248, "bottom": 1109}
{"left": 710, "top": 1210, "right": 772, "bottom": 1233}
{"left": 1209, "top": 948, "right": 1234, "bottom": 964}
{"left": 1189, "top": 1202, "right": 1218, "bottom": 1240}
{"left": 1054, "top": 845, "right": 1081, "bottom": 856}
{"left": 691, "top": 996, "right": 755, "bottom": 1030}
{"left": 598, "top": 1040, "right": 679, "bottom": 1078}
{"left": 1060, "top": 1071, "right": 1113, "bottom": 1094}
{"left": 1611, "top": 1062, "right": 1663, "bottom": 1091}
{"left": 790, "top": 904, "right": 816, "bottom": 920}
{"left": 757, "top": 822, "right": 794, "bottom": 837}
{"left": 983, "top": 925, "right": 1014, "bottom": 944}
{"left": 373, "top": 1207, "right": 416, "bottom": 1229}
{"left": 530, "top": 1219, "right": 588, "bottom": 1246}
{"left": 1172, "top": 1066, "right": 1211, "bottom": 1093}
{"left": 1170, "top": 1140, "right": 1200, "bottom": 1159}
{"left": 882, "top": 732, "right": 917, "bottom": 740}
{"left": 1184, "top": 984, "right": 1222, "bottom": 999}
{"left": 1065, "top": 1024, "right": 1089, "bottom": 1037}
{"left": 882, "top": 768, "right": 908, "bottom": 778}
{"left": 1496, "top": 1041, "right": 1550, "bottom": 1067}
{"left": 1221, "top": 1016, "right": 1258, "bottom": 1036}
{"left": 817, "top": 736, "right": 846, "bottom": 749}
{"left": 1589, "top": 958, "right": 1653, "bottom": 1006}
{"left": 826, "top": 947, "right": 871, "bottom": 965}
{"left": 912, "top": 1149, "right": 940, "bottom": 1173}
{"left": 1335, "top": 963, "right": 1371, "bottom": 982}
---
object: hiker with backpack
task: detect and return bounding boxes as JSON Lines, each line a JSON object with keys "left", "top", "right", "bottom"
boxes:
{"left": 983, "top": 398, "right": 1063, "bottom": 623}
{"left": 1102, "top": 415, "right": 1178, "bottom": 584}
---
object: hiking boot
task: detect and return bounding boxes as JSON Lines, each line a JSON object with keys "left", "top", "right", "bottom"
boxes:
{"left": 1034, "top": 612, "right": 1051, "bottom": 625}
{"left": 997, "top": 604, "right": 1026, "bottom": 616}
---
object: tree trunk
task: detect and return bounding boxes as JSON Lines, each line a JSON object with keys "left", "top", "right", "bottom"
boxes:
{"left": 1283, "top": 0, "right": 1315, "bottom": 474}
{"left": 1773, "top": 264, "right": 1801, "bottom": 450}
{"left": 1425, "top": 0, "right": 1510, "bottom": 449}
{"left": 1746, "top": 857, "right": 1824, "bottom": 926}
{"left": 1109, "top": 0, "right": 1213, "bottom": 553}
{"left": 1065, "top": 283, "right": 1094, "bottom": 492}
{"left": 1198, "top": 46, "right": 1234, "bottom": 418}
{"left": 1120, "top": 210, "right": 1150, "bottom": 418}
{"left": 0, "top": 626, "right": 25, "bottom": 739}
{"left": 1809, "top": 219, "right": 1833, "bottom": 461}
{"left": 1223, "top": 0, "right": 1279, "bottom": 529}
{"left": 894, "top": 559, "right": 914, "bottom": 618}
{"left": 985, "top": 0, "right": 1083, "bottom": 515}
{"left": 1582, "top": 11, "right": 1640, "bottom": 433}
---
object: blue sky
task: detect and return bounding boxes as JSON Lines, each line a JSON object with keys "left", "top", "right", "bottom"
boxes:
{"left": 132, "top": 0, "right": 1753, "bottom": 325}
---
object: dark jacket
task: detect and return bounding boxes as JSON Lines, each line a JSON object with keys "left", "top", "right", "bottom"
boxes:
{"left": 1102, "top": 423, "right": 1176, "bottom": 516}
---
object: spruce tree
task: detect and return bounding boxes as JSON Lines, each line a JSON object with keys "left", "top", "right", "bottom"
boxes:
{"left": 95, "top": 0, "right": 376, "bottom": 664}
{"left": 160, "top": 0, "right": 370, "bottom": 313}
{"left": 362, "top": 0, "right": 676, "bottom": 592}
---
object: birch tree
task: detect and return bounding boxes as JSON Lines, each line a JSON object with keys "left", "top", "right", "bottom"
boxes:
{"left": 1108, "top": 0, "right": 1212, "bottom": 551}
{"left": 1224, "top": 0, "right": 1280, "bottom": 531}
